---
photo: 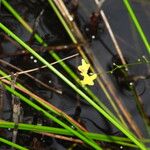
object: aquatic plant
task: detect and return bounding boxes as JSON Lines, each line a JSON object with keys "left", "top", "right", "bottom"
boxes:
{"left": 0, "top": 0, "right": 150, "bottom": 150}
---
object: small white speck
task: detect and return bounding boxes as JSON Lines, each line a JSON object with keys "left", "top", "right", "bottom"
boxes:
{"left": 34, "top": 59, "right": 37, "bottom": 63}
{"left": 129, "top": 82, "right": 133, "bottom": 86}
{"left": 71, "top": 125, "right": 75, "bottom": 129}
{"left": 120, "top": 146, "right": 123, "bottom": 149}
{"left": 48, "top": 80, "right": 52, "bottom": 84}
{"left": 92, "top": 35, "right": 95, "bottom": 39}
{"left": 125, "top": 67, "right": 128, "bottom": 71}
{"left": 30, "top": 56, "right": 34, "bottom": 59}
{"left": 85, "top": 28, "right": 89, "bottom": 31}
{"left": 113, "top": 63, "right": 116, "bottom": 66}
{"left": 69, "top": 16, "right": 73, "bottom": 21}
{"left": 138, "top": 59, "right": 141, "bottom": 62}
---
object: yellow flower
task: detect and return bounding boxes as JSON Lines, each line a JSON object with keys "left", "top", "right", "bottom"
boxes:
{"left": 78, "top": 59, "right": 97, "bottom": 86}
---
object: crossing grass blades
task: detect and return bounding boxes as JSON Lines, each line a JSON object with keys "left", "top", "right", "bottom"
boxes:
{"left": 0, "top": 0, "right": 150, "bottom": 150}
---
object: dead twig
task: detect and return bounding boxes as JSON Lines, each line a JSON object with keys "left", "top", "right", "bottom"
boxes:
{"left": 39, "top": 132, "right": 83, "bottom": 144}
{"left": 0, "top": 78, "right": 87, "bottom": 132}
{"left": 100, "top": 10, "right": 127, "bottom": 70}
{"left": 0, "top": 59, "right": 62, "bottom": 94}
{"left": 0, "top": 53, "right": 79, "bottom": 80}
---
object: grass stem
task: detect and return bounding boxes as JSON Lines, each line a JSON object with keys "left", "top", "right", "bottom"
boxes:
{"left": 0, "top": 22, "right": 147, "bottom": 150}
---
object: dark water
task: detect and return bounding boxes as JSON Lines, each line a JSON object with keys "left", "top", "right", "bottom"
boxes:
{"left": 0, "top": 0, "right": 150, "bottom": 149}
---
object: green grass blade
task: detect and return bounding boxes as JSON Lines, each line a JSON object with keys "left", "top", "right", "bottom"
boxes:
{"left": 123, "top": 0, "right": 150, "bottom": 54}
{"left": 0, "top": 23, "right": 147, "bottom": 150}
{"left": 0, "top": 121, "right": 142, "bottom": 148}
{"left": 1, "top": 83, "right": 102, "bottom": 150}
{"left": 0, "top": 137, "right": 28, "bottom": 150}
{"left": 1, "top": 121, "right": 150, "bottom": 148}
{"left": 0, "top": 69, "right": 58, "bottom": 115}
{"left": 47, "top": 0, "right": 77, "bottom": 44}
{"left": 1, "top": 0, "right": 112, "bottom": 112}
{"left": 0, "top": 68, "right": 101, "bottom": 149}
{"left": 1, "top": 0, "right": 128, "bottom": 133}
